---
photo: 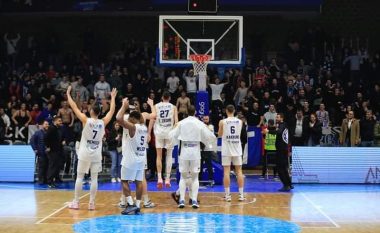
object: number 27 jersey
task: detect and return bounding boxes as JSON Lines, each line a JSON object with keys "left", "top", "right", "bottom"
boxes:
{"left": 154, "top": 102, "right": 175, "bottom": 138}
{"left": 78, "top": 118, "right": 105, "bottom": 162}
{"left": 222, "top": 117, "right": 242, "bottom": 157}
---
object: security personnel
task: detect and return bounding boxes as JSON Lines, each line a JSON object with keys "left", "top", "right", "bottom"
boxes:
{"left": 261, "top": 119, "right": 277, "bottom": 179}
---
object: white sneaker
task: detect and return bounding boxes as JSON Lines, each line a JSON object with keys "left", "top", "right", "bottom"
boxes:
{"left": 117, "top": 178, "right": 122, "bottom": 182}
{"left": 111, "top": 178, "right": 117, "bottom": 183}
{"left": 143, "top": 200, "right": 156, "bottom": 208}
{"left": 88, "top": 202, "right": 95, "bottom": 210}
{"left": 238, "top": 194, "right": 246, "bottom": 201}
{"left": 68, "top": 201, "right": 79, "bottom": 210}
{"left": 224, "top": 195, "right": 232, "bottom": 202}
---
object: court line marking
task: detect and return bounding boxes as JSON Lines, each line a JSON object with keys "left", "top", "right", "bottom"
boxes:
{"left": 301, "top": 192, "right": 340, "bottom": 228}
{"left": 35, "top": 192, "right": 90, "bottom": 225}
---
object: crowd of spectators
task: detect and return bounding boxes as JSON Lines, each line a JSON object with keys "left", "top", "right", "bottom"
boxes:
{"left": 0, "top": 28, "right": 380, "bottom": 180}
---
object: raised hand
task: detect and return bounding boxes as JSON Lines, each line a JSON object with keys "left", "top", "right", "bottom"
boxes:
{"left": 122, "top": 98, "right": 129, "bottom": 108}
{"left": 147, "top": 98, "right": 154, "bottom": 107}
{"left": 111, "top": 88, "right": 118, "bottom": 99}
{"left": 66, "top": 85, "right": 72, "bottom": 95}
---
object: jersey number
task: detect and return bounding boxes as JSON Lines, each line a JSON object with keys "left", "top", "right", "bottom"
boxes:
{"left": 140, "top": 136, "right": 145, "bottom": 146}
{"left": 92, "top": 130, "right": 98, "bottom": 139}
{"left": 160, "top": 110, "right": 169, "bottom": 118}
{"left": 230, "top": 126, "right": 235, "bottom": 134}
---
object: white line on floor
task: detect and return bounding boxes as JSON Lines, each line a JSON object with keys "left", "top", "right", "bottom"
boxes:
{"left": 35, "top": 192, "right": 90, "bottom": 224}
{"left": 301, "top": 192, "right": 340, "bottom": 228}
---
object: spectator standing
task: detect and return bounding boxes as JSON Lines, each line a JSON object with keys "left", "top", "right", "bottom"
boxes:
{"left": 176, "top": 90, "right": 191, "bottom": 120}
{"left": 30, "top": 120, "right": 49, "bottom": 184}
{"left": 339, "top": 110, "right": 360, "bottom": 147}
{"left": 290, "top": 109, "right": 308, "bottom": 146}
{"left": 166, "top": 71, "right": 180, "bottom": 94}
{"left": 108, "top": 122, "right": 122, "bottom": 182}
{"left": 11, "top": 103, "right": 32, "bottom": 129}
{"left": 305, "top": 113, "right": 322, "bottom": 146}
{"left": 264, "top": 104, "right": 277, "bottom": 125}
{"left": 316, "top": 103, "right": 329, "bottom": 127}
{"left": 94, "top": 74, "right": 111, "bottom": 100}
{"left": 359, "top": 110, "right": 376, "bottom": 147}
{"left": 44, "top": 116, "right": 64, "bottom": 188}
{"left": 183, "top": 69, "right": 197, "bottom": 102}
{"left": 4, "top": 33, "right": 21, "bottom": 69}
{"left": 72, "top": 77, "right": 90, "bottom": 103}
{"left": 0, "top": 107, "right": 11, "bottom": 138}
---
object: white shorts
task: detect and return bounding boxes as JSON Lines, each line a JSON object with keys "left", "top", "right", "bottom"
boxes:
{"left": 121, "top": 166, "right": 144, "bottom": 182}
{"left": 179, "top": 159, "right": 200, "bottom": 174}
{"left": 155, "top": 138, "right": 174, "bottom": 149}
{"left": 77, "top": 160, "right": 102, "bottom": 174}
{"left": 222, "top": 156, "right": 243, "bottom": 166}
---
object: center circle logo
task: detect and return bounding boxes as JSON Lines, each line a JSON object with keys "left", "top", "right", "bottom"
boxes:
{"left": 73, "top": 213, "right": 300, "bottom": 233}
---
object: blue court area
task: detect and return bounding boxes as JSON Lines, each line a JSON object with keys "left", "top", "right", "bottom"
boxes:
{"left": 1, "top": 175, "right": 380, "bottom": 193}
{"left": 73, "top": 213, "right": 301, "bottom": 233}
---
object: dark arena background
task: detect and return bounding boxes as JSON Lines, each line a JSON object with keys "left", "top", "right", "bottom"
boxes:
{"left": 0, "top": 0, "right": 380, "bottom": 232}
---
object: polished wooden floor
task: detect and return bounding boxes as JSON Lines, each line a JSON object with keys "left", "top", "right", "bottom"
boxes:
{"left": 1, "top": 186, "right": 379, "bottom": 233}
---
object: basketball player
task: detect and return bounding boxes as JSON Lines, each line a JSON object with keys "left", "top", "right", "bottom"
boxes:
{"left": 148, "top": 91, "right": 178, "bottom": 189}
{"left": 116, "top": 98, "right": 155, "bottom": 215}
{"left": 118, "top": 100, "right": 156, "bottom": 209}
{"left": 218, "top": 105, "right": 245, "bottom": 202}
{"left": 169, "top": 105, "right": 216, "bottom": 208}
{"left": 67, "top": 86, "right": 117, "bottom": 210}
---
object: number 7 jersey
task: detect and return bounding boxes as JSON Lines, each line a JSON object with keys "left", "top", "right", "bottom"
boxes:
{"left": 222, "top": 117, "right": 243, "bottom": 157}
{"left": 154, "top": 102, "right": 175, "bottom": 139}
{"left": 78, "top": 118, "right": 105, "bottom": 162}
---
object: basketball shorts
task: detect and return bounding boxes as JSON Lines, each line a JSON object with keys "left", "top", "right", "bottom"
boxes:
{"left": 77, "top": 160, "right": 102, "bottom": 174}
{"left": 121, "top": 166, "right": 144, "bottom": 182}
{"left": 179, "top": 159, "right": 201, "bottom": 174}
{"left": 222, "top": 156, "right": 243, "bottom": 166}
{"left": 155, "top": 137, "right": 174, "bottom": 150}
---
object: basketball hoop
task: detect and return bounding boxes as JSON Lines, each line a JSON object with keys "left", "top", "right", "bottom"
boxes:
{"left": 189, "top": 54, "right": 212, "bottom": 76}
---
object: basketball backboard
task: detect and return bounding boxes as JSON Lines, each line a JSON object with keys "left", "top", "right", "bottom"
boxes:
{"left": 157, "top": 15, "right": 244, "bottom": 67}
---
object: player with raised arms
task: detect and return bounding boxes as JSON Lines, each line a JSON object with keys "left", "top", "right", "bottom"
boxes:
{"left": 67, "top": 86, "right": 117, "bottom": 210}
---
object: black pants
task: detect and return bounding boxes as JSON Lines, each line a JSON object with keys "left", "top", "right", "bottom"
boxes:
{"left": 47, "top": 151, "right": 62, "bottom": 184}
{"left": 199, "top": 151, "right": 214, "bottom": 181}
{"left": 292, "top": 137, "right": 304, "bottom": 146}
{"left": 37, "top": 155, "right": 49, "bottom": 183}
{"left": 276, "top": 150, "right": 292, "bottom": 187}
{"left": 261, "top": 150, "right": 277, "bottom": 176}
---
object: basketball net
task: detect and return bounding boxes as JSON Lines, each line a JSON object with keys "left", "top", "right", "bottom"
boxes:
{"left": 190, "top": 54, "right": 211, "bottom": 91}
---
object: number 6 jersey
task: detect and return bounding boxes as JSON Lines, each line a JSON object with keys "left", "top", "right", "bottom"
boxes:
{"left": 222, "top": 117, "right": 243, "bottom": 157}
{"left": 78, "top": 118, "right": 105, "bottom": 162}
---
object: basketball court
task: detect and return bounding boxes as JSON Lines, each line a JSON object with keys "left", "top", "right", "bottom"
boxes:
{"left": 1, "top": 178, "right": 380, "bottom": 232}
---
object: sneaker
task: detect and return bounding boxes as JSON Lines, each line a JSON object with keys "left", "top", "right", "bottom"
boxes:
{"left": 238, "top": 195, "right": 246, "bottom": 201}
{"left": 143, "top": 200, "right": 156, "bottom": 208}
{"left": 278, "top": 186, "right": 291, "bottom": 192}
{"left": 188, "top": 199, "right": 201, "bottom": 205}
{"left": 224, "top": 195, "right": 232, "bottom": 202}
{"left": 134, "top": 207, "right": 141, "bottom": 215}
{"left": 191, "top": 200, "right": 199, "bottom": 209}
{"left": 68, "top": 201, "right": 79, "bottom": 210}
{"left": 117, "top": 178, "right": 122, "bottom": 182}
{"left": 157, "top": 178, "right": 163, "bottom": 190}
{"left": 121, "top": 204, "right": 139, "bottom": 215}
{"left": 178, "top": 200, "right": 185, "bottom": 208}
{"left": 88, "top": 202, "right": 95, "bottom": 211}
{"left": 48, "top": 183, "right": 56, "bottom": 189}
{"left": 111, "top": 178, "right": 117, "bottom": 183}
{"left": 165, "top": 178, "right": 171, "bottom": 188}
{"left": 118, "top": 201, "right": 126, "bottom": 208}
{"left": 171, "top": 192, "right": 180, "bottom": 204}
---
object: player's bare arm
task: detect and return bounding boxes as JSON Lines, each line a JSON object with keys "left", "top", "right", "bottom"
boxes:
{"left": 102, "top": 88, "right": 117, "bottom": 126}
{"left": 66, "top": 86, "right": 88, "bottom": 124}
{"left": 218, "top": 120, "right": 224, "bottom": 137}
{"left": 116, "top": 98, "right": 136, "bottom": 137}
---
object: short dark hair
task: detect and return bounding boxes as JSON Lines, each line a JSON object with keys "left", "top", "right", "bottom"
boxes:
{"left": 162, "top": 91, "right": 171, "bottom": 100}
{"left": 53, "top": 116, "right": 61, "bottom": 122}
{"left": 277, "top": 113, "right": 284, "bottom": 120}
{"left": 188, "top": 105, "right": 196, "bottom": 116}
{"left": 129, "top": 110, "right": 142, "bottom": 121}
{"left": 226, "top": 105, "right": 235, "bottom": 113}
{"left": 92, "top": 105, "right": 101, "bottom": 116}
{"left": 38, "top": 119, "right": 49, "bottom": 125}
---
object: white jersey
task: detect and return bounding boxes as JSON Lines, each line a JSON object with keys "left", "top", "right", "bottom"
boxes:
{"left": 78, "top": 118, "right": 105, "bottom": 162}
{"left": 222, "top": 117, "right": 242, "bottom": 157}
{"left": 154, "top": 102, "right": 175, "bottom": 139}
{"left": 121, "top": 123, "right": 148, "bottom": 170}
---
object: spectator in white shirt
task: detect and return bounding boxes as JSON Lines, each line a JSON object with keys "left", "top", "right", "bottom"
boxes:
{"left": 0, "top": 107, "right": 11, "bottom": 134}
{"left": 182, "top": 69, "right": 197, "bottom": 102}
{"left": 94, "top": 74, "right": 111, "bottom": 100}
{"left": 166, "top": 71, "right": 180, "bottom": 94}
{"left": 4, "top": 33, "right": 21, "bottom": 69}
{"left": 264, "top": 104, "right": 277, "bottom": 125}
